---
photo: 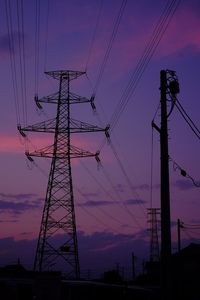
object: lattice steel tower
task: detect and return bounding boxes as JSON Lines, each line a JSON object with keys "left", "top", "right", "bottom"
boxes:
{"left": 147, "top": 208, "right": 160, "bottom": 262}
{"left": 19, "top": 70, "right": 109, "bottom": 278}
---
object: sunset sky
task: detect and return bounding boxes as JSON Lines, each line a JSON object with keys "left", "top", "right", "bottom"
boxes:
{"left": 0, "top": 0, "right": 200, "bottom": 277}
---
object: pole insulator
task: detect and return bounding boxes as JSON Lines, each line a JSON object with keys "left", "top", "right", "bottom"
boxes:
{"left": 17, "top": 124, "right": 26, "bottom": 137}
{"left": 90, "top": 95, "right": 96, "bottom": 111}
{"left": 95, "top": 151, "right": 100, "bottom": 162}
{"left": 105, "top": 124, "right": 110, "bottom": 139}
{"left": 35, "top": 94, "right": 43, "bottom": 109}
{"left": 25, "top": 151, "right": 34, "bottom": 162}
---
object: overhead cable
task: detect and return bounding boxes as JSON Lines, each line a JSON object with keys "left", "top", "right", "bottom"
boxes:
{"left": 110, "top": 141, "right": 147, "bottom": 216}
{"left": 44, "top": 0, "right": 50, "bottom": 71}
{"left": 93, "top": 0, "right": 127, "bottom": 95}
{"left": 175, "top": 98, "right": 200, "bottom": 141}
{"left": 80, "top": 161, "right": 140, "bottom": 226}
{"left": 109, "top": 0, "right": 181, "bottom": 131}
{"left": 100, "top": 164, "right": 144, "bottom": 230}
{"left": 85, "top": 0, "right": 103, "bottom": 72}
{"left": 34, "top": 0, "right": 40, "bottom": 96}
{"left": 17, "top": 0, "right": 27, "bottom": 126}
{"left": 5, "top": 0, "right": 20, "bottom": 125}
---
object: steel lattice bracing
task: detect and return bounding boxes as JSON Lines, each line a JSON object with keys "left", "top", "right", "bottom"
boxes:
{"left": 20, "top": 70, "right": 108, "bottom": 278}
{"left": 147, "top": 208, "right": 160, "bottom": 262}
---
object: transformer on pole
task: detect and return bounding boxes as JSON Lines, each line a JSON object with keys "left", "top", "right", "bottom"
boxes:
{"left": 19, "top": 70, "right": 109, "bottom": 278}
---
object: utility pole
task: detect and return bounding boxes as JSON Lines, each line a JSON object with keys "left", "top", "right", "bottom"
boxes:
{"left": 160, "top": 70, "right": 171, "bottom": 299}
{"left": 19, "top": 70, "right": 109, "bottom": 278}
{"left": 152, "top": 70, "right": 180, "bottom": 299}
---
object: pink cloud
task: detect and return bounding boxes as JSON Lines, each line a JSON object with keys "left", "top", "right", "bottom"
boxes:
{"left": 0, "top": 133, "right": 113, "bottom": 164}
{"left": 92, "top": 4, "right": 200, "bottom": 80}
{"left": 0, "top": 134, "right": 53, "bottom": 154}
{"left": 0, "top": 134, "right": 24, "bottom": 153}
{"left": 157, "top": 6, "right": 200, "bottom": 57}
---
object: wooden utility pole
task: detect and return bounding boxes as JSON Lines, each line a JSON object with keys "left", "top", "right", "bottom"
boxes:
{"left": 152, "top": 69, "right": 180, "bottom": 299}
{"left": 160, "top": 70, "right": 172, "bottom": 300}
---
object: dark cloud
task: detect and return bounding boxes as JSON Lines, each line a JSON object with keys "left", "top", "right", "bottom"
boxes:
{"left": 171, "top": 220, "right": 178, "bottom": 228}
{"left": 124, "top": 198, "right": 146, "bottom": 205}
{"left": 0, "top": 193, "right": 37, "bottom": 200}
{"left": 0, "top": 198, "right": 41, "bottom": 214}
{"left": 189, "top": 219, "right": 200, "bottom": 224}
{"left": 0, "top": 219, "right": 18, "bottom": 223}
{"left": 115, "top": 184, "right": 150, "bottom": 193}
{"left": 80, "top": 192, "right": 100, "bottom": 198}
{"left": 0, "top": 231, "right": 149, "bottom": 278}
{"left": 0, "top": 237, "right": 36, "bottom": 267}
{"left": 0, "top": 230, "right": 193, "bottom": 278}
{"left": 78, "top": 200, "right": 115, "bottom": 207}
{"left": 174, "top": 179, "right": 194, "bottom": 190}
{"left": 135, "top": 184, "right": 149, "bottom": 190}
{"left": 20, "top": 232, "right": 33, "bottom": 236}
{"left": 78, "top": 198, "right": 146, "bottom": 208}
{"left": 0, "top": 193, "right": 42, "bottom": 215}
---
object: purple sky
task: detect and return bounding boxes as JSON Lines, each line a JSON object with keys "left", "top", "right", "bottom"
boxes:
{"left": 0, "top": 0, "right": 200, "bottom": 276}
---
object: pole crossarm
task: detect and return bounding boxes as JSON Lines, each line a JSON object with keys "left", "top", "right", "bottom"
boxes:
{"left": 19, "top": 118, "right": 107, "bottom": 135}
{"left": 26, "top": 144, "right": 100, "bottom": 160}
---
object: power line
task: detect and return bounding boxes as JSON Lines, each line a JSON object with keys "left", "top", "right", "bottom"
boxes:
{"left": 95, "top": 1, "right": 181, "bottom": 214}
{"left": 93, "top": 0, "right": 127, "bottom": 95}
{"left": 85, "top": 0, "right": 103, "bottom": 72}
{"left": 44, "top": 0, "right": 50, "bottom": 71}
{"left": 26, "top": 155, "right": 135, "bottom": 233}
{"left": 79, "top": 160, "right": 138, "bottom": 229}
{"left": 75, "top": 186, "right": 133, "bottom": 233}
{"left": 170, "top": 156, "right": 200, "bottom": 188}
{"left": 5, "top": 0, "right": 20, "bottom": 125}
{"left": 16, "top": 0, "right": 27, "bottom": 127}
{"left": 75, "top": 186, "right": 113, "bottom": 230}
{"left": 100, "top": 164, "right": 144, "bottom": 230}
{"left": 34, "top": 0, "right": 40, "bottom": 96}
{"left": 109, "top": 0, "right": 181, "bottom": 131}
{"left": 175, "top": 98, "right": 200, "bottom": 141}
{"left": 109, "top": 141, "right": 147, "bottom": 215}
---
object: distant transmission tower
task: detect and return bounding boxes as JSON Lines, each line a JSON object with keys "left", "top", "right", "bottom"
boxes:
{"left": 18, "top": 70, "right": 109, "bottom": 278}
{"left": 147, "top": 208, "right": 160, "bottom": 262}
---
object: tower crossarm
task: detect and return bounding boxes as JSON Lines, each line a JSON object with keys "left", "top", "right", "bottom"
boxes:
{"left": 35, "top": 91, "right": 92, "bottom": 106}
{"left": 18, "top": 119, "right": 56, "bottom": 134}
{"left": 18, "top": 119, "right": 109, "bottom": 135}
{"left": 70, "top": 118, "right": 106, "bottom": 134}
{"left": 45, "top": 70, "right": 86, "bottom": 81}
{"left": 26, "top": 144, "right": 100, "bottom": 160}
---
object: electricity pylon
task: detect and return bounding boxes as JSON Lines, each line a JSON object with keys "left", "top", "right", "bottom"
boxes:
{"left": 147, "top": 208, "right": 160, "bottom": 262}
{"left": 18, "top": 70, "right": 109, "bottom": 278}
